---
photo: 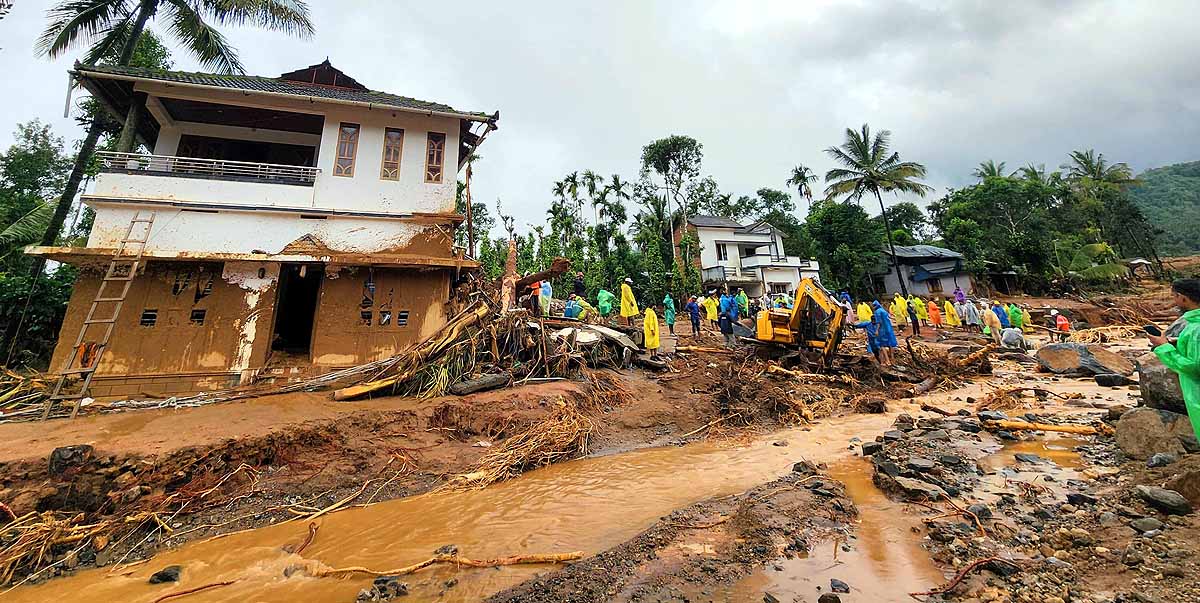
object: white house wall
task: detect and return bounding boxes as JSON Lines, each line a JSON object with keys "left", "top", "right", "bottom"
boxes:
{"left": 93, "top": 172, "right": 318, "bottom": 209}
{"left": 88, "top": 205, "right": 434, "bottom": 255}
{"left": 695, "top": 227, "right": 777, "bottom": 268}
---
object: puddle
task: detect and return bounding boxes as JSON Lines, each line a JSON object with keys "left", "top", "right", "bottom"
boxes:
{"left": 975, "top": 435, "right": 1086, "bottom": 504}
{"left": 978, "top": 436, "right": 1085, "bottom": 472}
{"left": 5, "top": 413, "right": 899, "bottom": 603}
{"left": 718, "top": 457, "right": 945, "bottom": 602}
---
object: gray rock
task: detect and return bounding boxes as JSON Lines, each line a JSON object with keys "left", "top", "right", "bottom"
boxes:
{"left": 938, "top": 454, "right": 963, "bottom": 467}
{"left": 763, "top": 593, "right": 781, "bottom": 603}
{"left": 890, "top": 476, "right": 947, "bottom": 500}
{"left": 48, "top": 445, "right": 94, "bottom": 476}
{"left": 1164, "top": 470, "right": 1200, "bottom": 506}
{"left": 1115, "top": 407, "right": 1200, "bottom": 459}
{"left": 1095, "top": 373, "right": 1133, "bottom": 387}
{"left": 1138, "top": 352, "right": 1187, "bottom": 415}
{"left": 148, "top": 565, "right": 181, "bottom": 584}
{"left": 861, "top": 441, "right": 883, "bottom": 456}
{"left": 1130, "top": 517, "right": 1164, "bottom": 533}
{"left": 1134, "top": 485, "right": 1193, "bottom": 515}
{"left": 1014, "top": 453, "right": 1043, "bottom": 463}
{"left": 883, "top": 430, "right": 906, "bottom": 442}
{"left": 907, "top": 457, "right": 937, "bottom": 472}
{"left": 1067, "top": 493, "right": 1098, "bottom": 506}
{"left": 967, "top": 503, "right": 992, "bottom": 519}
{"left": 921, "top": 429, "right": 950, "bottom": 441}
{"left": 979, "top": 410, "right": 1008, "bottom": 422}
{"left": 1147, "top": 453, "right": 1178, "bottom": 468}
{"left": 830, "top": 578, "right": 850, "bottom": 593}
{"left": 817, "top": 594, "right": 842, "bottom": 603}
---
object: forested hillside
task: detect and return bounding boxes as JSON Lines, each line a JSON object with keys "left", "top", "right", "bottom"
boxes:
{"left": 1130, "top": 161, "right": 1200, "bottom": 255}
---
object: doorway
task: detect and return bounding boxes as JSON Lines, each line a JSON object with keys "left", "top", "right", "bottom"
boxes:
{"left": 271, "top": 263, "right": 323, "bottom": 354}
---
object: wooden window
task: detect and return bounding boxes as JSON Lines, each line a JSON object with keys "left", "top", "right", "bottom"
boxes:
{"left": 334, "top": 122, "right": 360, "bottom": 177}
{"left": 380, "top": 128, "right": 404, "bottom": 180}
{"left": 139, "top": 309, "right": 158, "bottom": 327}
{"left": 424, "top": 132, "right": 445, "bottom": 183}
{"left": 769, "top": 283, "right": 789, "bottom": 294}
{"left": 397, "top": 310, "right": 410, "bottom": 327}
{"left": 928, "top": 278, "right": 944, "bottom": 293}
{"left": 716, "top": 243, "right": 728, "bottom": 261}
{"left": 189, "top": 309, "right": 207, "bottom": 325}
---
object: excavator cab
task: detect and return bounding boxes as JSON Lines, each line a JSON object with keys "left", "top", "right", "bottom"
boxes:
{"left": 755, "top": 278, "right": 847, "bottom": 367}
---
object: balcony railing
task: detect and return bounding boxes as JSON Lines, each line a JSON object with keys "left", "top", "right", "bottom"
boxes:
{"left": 702, "top": 266, "right": 760, "bottom": 282}
{"left": 97, "top": 151, "right": 321, "bottom": 186}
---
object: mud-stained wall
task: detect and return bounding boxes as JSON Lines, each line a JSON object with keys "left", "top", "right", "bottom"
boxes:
{"left": 49, "top": 261, "right": 277, "bottom": 379}
{"left": 310, "top": 267, "right": 449, "bottom": 366}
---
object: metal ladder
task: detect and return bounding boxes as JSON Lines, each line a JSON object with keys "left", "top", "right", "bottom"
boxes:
{"left": 42, "top": 211, "right": 156, "bottom": 420}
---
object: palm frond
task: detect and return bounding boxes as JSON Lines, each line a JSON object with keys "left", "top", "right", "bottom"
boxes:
{"left": 81, "top": 18, "right": 134, "bottom": 64}
{"left": 37, "top": 0, "right": 130, "bottom": 58}
{"left": 0, "top": 203, "right": 55, "bottom": 251}
{"left": 194, "top": 0, "right": 314, "bottom": 37}
{"left": 163, "top": 0, "right": 244, "bottom": 73}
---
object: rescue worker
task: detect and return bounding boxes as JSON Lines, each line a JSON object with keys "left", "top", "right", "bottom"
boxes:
{"left": 619, "top": 278, "right": 639, "bottom": 325}
{"left": 735, "top": 288, "right": 749, "bottom": 318}
{"left": 911, "top": 295, "right": 929, "bottom": 326}
{"left": 643, "top": 306, "right": 660, "bottom": 355}
{"left": 718, "top": 307, "right": 736, "bottom": 348}
{"left": 943, "top": 299, "right": 962, "bottom": 328}
{"left": 597, "top": 289, "right": 616, "bottom": 319}
{"left": 1051, "top": 309, "right": 1071, "bottom": 342}
{"left": 983, "top": 303, "right": 1003, "bottom": 344}
{"left": 872, "top": 300, "right": 897, "bottom": 366}
{"left": 1007, "top": 303, "right": 1023, "bottom": 331}
{"left": 703, "top": 291, "right": 720, "bottom": 328}
{"left": 685, "top": 296, "right": 702, "bottom": 335}
{"left": 857, "top": 302, "right": 873, "bottom": 322}
{"left": 663, "top": 294, "right": 677, "bottom": 336}
{"left": 1021, "top": 305, "right": 1034, "bottom": 334}
{"left": 538, "top": 280, "right": 553, "bottom": 317}
{"left": 962, "top": 299, "right": 982, "bottom": 333}
{"left": 564, "top": 294, "right": 582, "bottom": 319}
{"left": 576, "top": 296, "right": 597, "bottom": 321}
{"left": 928, "top": 299, "right": 943, "bottom": 329}
{"left": 1147, "top": 278, "right": 1200, "bottom": 445}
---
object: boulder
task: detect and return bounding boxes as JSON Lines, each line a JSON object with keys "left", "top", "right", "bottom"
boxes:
{"left": 1115, "top": 407, "right": 1200, "bottom": 459}
{"left": 886, "top": 475, "right": 947, "bottom": 501}
{"left": 1164, "top": 470, "right": 1200, "bottom": 506}
{"left": 1036, "top": 343, "right": 1134, "bottom": 376}
{"left": 1095, "top": 373, "right": 1133, "bottom": 387}
{"left": 1137, "top": 353, "right": 1187, "bottom": 415}
{"left": 148, "top": 565, "right": 182, "bottom": 584}
{"left": 1134, "top": 485, "right": 1192, "bottom": 515}
{"left": 1147, "top": 453, "right": 1178, "bottom": 468}
{"left": 48, "top": 445, "right": 94, "bottom": 476}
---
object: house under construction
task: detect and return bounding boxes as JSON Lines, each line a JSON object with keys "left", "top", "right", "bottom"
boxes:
{"left": 27, "top": 60, "right": 497, "bottom": 400}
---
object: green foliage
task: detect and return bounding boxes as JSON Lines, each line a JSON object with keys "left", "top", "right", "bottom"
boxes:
{"left": 879, "top": 201, "right": 928, "bottom": 243}
{"left": 1127, "top": 161, "right": 1200, "bottom": 255}
{"left": 805, "top": 200, "right": 884, "bottom": 295}
{"left": 928, "top": 177, "right": 1062, "bottom": 275}
{"left": 0, "top": 265, "right": 76, "bottom": 370}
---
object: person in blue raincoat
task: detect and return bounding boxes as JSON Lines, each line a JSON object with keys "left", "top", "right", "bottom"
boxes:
{"left": 872, "top": 300, "right": 897, "bottom": 366}
{"left": 538, "top": 280, "right": 553, "bottom": 317}
{"left": 851, "top": 315, "right": 881, "bottom": 363}
{"left": 684, "top": 296, "right": 702, "bottom": 335}
{"left": 991, "top": 302, "right": 1010, "bottom": 328}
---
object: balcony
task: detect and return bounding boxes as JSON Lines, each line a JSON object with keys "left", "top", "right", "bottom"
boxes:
{"left": 91, "top": 151, "right": 321, "bottom": 210}
{"left": 740, "top": 253, "right": 813, "bottom": 270}
{"left": 702, "top": 266, "right": 759, "bottom": 283}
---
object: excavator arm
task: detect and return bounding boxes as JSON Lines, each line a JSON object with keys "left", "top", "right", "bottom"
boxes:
{"left": 754, "top": 278, "right": 847, "bottom": 367}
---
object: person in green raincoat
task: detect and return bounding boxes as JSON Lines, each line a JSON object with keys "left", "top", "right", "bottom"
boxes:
{"left": 1007, "top": 303, "right": 1024, "bottom": 330}
{"left": 663, "top": 294, "right": 677, "bottom": 335}
{"left": 1148, "top": 279, "right": 1200, "bottom": 444}
{"left": 735, "top": 288, "right": 749, "bottom": 318}
{"left": 597, "top": 289, "right": 616, "bottom": 317}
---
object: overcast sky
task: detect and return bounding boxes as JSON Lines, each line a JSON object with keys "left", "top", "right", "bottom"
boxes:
{"left": 2, "top": 0, "right": 1198, "bottom": 236}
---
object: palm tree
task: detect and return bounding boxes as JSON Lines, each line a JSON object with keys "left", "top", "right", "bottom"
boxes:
{"left": 31, "top": 0, "right": 313, "bottom": 277}
{"left": 581, "top": 170, "right": 604, "bottom": 225}
{"left": 972, "top": 160, "right": 1009, "bottom": 180}
{"left": 786, "top": 164, "right": 818, "bottom": 214}
{"left": 1062, "top": 150, "right": 1139, "bottom": 189}
{"left": 824, "top": 124, "right": 933, "bottom": 296}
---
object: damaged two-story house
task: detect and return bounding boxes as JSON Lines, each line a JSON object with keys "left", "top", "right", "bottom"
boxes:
{"left": 27, "top": 60, "right": 497, "bottom": 400}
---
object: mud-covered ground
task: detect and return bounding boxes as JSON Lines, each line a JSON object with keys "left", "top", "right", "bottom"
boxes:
{"left": 486, "top": 462, "right": 857, "bottom": 603}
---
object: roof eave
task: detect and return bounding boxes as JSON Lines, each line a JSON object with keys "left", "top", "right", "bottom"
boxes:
{"left": 73, "top": 66, "right": 497, "bottom": 124}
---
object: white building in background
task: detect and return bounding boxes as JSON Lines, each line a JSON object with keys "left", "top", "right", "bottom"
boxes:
{"left": 28, "top": 60, "right": 498, "bottom": 398}
{"left": 680, "top": 215, "right": 820, "bottom": 297}
{"left": 875, "top": 244, "right": 974, "bottom": 297}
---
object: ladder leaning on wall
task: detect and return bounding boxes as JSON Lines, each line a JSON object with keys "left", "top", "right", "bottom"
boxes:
{"left": 41, "top": 211, "right": 156, "bottom": 420}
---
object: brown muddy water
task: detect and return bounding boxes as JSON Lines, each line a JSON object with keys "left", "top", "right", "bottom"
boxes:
{"left": 717, "top": 456, "right": 945, "bottom": 602}
{"left": 6, "top": 413, "right": 900, "bottom": 603}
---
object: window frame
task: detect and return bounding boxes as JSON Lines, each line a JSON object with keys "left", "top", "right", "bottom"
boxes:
{"left": 380, "top": 127, "right": 404, "bottom": 181}
{"left": 334, "top": 122, "right": 360, "bottom": 177}
{"left": 424, "top": 132, "right": 446, "bottom": 184}
{"left": 716, "top": 243, "right": 728, "bottom": 261}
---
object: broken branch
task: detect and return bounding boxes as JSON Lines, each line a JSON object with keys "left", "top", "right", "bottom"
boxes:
{"left": 985, "top": 419, "right": 1110, "bottom": 435}
{"left": 152, "top": 580, "right": 239, "bottom": 603}
{"left": 306, "top": 551, "right": 583, "bottom": 578}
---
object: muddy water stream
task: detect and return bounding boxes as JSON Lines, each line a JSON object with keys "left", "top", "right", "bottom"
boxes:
{"left": 718, "top": 456, "right": 945, "bottom": 602}
{"left": 8, "top": 413, "right": 900, "bottom": 603}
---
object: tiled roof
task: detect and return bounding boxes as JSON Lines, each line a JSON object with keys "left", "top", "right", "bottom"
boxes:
{"left": 75, "top": 63, "right": 494, "bottom": 120}
{"left": 688, "top": 215, "right": 744, "bottom": 229}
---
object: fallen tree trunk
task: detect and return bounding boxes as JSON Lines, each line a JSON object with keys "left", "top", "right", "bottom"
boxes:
{"left": 514, "top": 257, "right": 572, "bottom": 292}
{"left": 676, "top": 346, "right": 734, "bottom": 354}
{"left": 766, "top": 364, "right": 856, "bottom": 384}
{"left": 920, "top": 401, "right": 953, "bottom": 416}
{"left": 333, "top": 301, "right": 492, "bottom": 401}
{"left": 448, "top": 372, "right": 511, "bottom": 396}
{"left": 984, "top": 419, "right": 1111, "bottom": 435}
{"left": 958, "top": 344, "right": 996, "bottom": 367}
{"left": 306, "top": 551, "right": 583, "bottom": 578}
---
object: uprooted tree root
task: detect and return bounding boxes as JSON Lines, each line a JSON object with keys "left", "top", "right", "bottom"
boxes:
{"left": 445, "top": 399, "right": 594, "bottom": 490}
{"left": 975, "top": 385, "right": 1080, "bottom": 412}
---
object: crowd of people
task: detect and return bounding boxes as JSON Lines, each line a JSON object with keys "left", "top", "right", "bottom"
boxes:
{"left": 844, "top": 285, "right": 1073, "bottom": 365}
{"left": 525, "top": 274, "right": 1082, "bottom": 365}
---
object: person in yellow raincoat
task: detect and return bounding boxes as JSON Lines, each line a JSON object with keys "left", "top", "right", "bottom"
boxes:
{"left": 702, "top": 292, "right": 720, "bottom": 328}
{"left": 1021, "top": 306, "right": 1034, "bottom": 334}
{"left": 857, "top": 302, "right": 872, "bottom": 322}
{"left": 643, "top": 307, "right": 660, "bottom": 354}
{"left": 943, "top": 299, "right": 962, "bottom": 327}
{"left": 911, "top": 296, "right": 928, "bottom": 326}
{"left": 891, "top": 294, "right": 908, "bottom": 326}
{"left": 619, "top": 278, "right": 639, "bottom": 325}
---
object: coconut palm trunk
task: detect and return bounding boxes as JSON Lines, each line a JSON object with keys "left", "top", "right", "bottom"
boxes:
{"left": 876, "top": 190, "right": 908, "bottom": 296}
{"left": 29, "top": 4, "right": 155, "bottom": 278}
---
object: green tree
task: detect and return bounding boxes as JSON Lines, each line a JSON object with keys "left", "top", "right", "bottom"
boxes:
{"left": 641, "top": 135, "right": 703, "bottom": 262}
{"left": 823, "top": 124, "right": 933, "bottom": 296}
{"left": 879, "top": 201, "right": 928, "bottom": 245}
{"left": 33, "top": 0, "right": 314, "bottom": 277}
{"left": 786, "top": 164, "right": 818, "bottom": 214}
{"left": 805, "top": 200, "right": 883, "bottom": 296}
{"left": 972, "top": 160, "right": 1009, "bottom": 180}
{"left": 0, "top": 122, "right": 72, "bottom": 244}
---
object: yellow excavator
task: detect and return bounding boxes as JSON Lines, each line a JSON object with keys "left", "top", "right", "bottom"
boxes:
{"left": 754, "top": 278, "right": 847, "bottom": 367}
